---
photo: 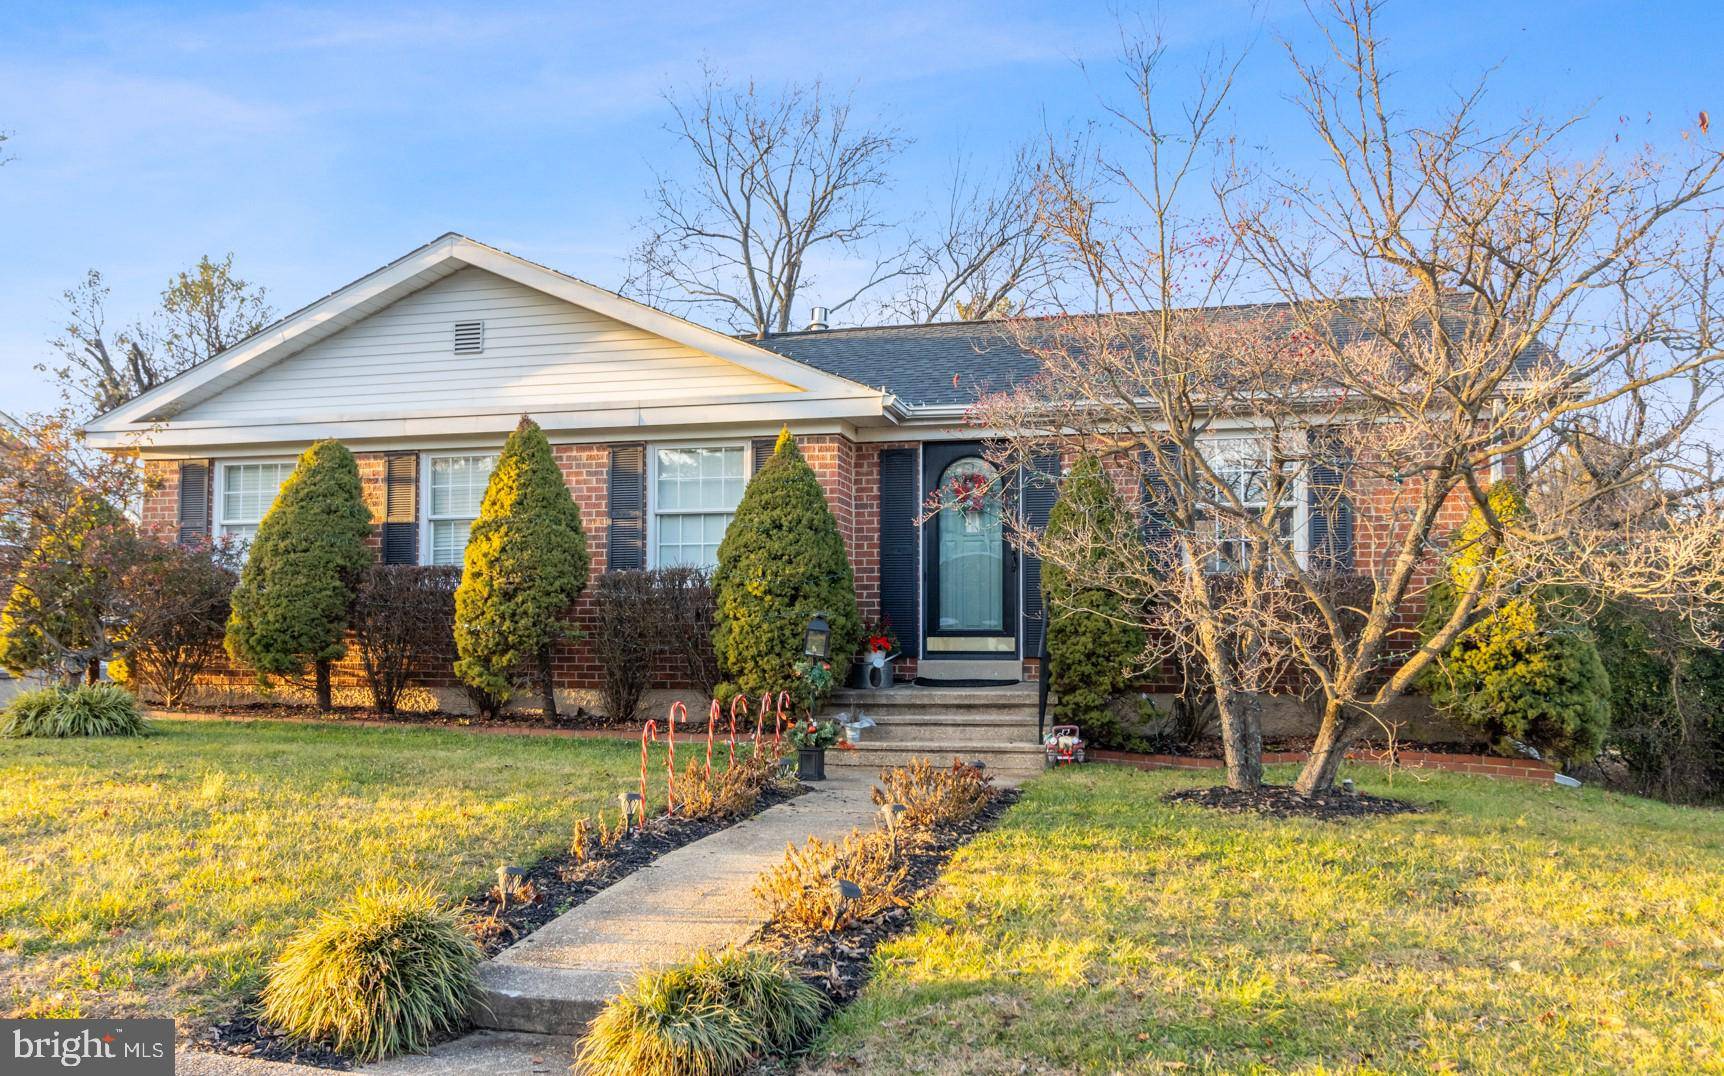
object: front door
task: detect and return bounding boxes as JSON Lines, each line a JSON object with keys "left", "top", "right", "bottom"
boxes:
{"left": 922, "top": 442, "right": 1017, "bottom": 658}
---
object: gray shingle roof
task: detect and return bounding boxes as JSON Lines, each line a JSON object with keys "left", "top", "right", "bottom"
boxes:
{"left": 755, "top": 320, "right": 1040, "bottom": 406}
{"left": 755, "top": 304, "right": 1554, "bottom": 408}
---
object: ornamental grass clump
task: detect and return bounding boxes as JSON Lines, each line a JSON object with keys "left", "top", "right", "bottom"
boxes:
{"left": 260, "top": 884, "right": 478, "bottom": 1062}
{"left": 871, "top": 757, "right": 995, "bottom": 829}
{"left": 753, "top": 828, "right": 910, "bottom": 938}
{"left": 577, "top": 948, "right": 823, "bottom": 1076}
{"left": 1, "top": 684, "right": 149, "bottom": 738}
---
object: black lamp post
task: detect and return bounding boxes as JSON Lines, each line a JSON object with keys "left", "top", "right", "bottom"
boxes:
{"left": 803, "top": 614, "right": 831, "bottom": 660}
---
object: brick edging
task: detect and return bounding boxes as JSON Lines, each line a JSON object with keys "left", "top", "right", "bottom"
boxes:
{"left": 1087, "top": 747, "right": 1560, "bottom": 784}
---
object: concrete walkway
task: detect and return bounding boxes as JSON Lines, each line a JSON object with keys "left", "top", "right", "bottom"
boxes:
{"left": 172, "top": 772, "right": 887, "bottom": 1074}
{"left": 475, "top": 771, "right": 882, "bottom": 1036}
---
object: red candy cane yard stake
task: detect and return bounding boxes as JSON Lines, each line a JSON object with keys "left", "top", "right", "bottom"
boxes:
{"left": 638, "top": 720, "right": 658, "bottom": 829}
{"left": 664, "top": 701, "right": 683, "bottom": 813}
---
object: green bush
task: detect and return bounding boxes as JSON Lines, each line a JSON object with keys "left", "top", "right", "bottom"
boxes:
{"left": 712, "top": 429, "right": 859, "bottom": 699}
{"left": 577, "top": 948, "right": 824, "bottom": 1076}
{"left": 1042, "top": 455, "right": 1148, "bottom": 749}
{"left": 225, "top": 440, "right": 374, "bottom": 710}
{"left": 454, "top": 417, "right": 590, "bottom": 717}
{"left": 1593, "top": 600, "right": 1724, "bottom": 802}
{"left": 1419, "top": 485, "right": 1611, "bottom": 763}
{"left": 260, "top": 884, "right": 478, "bottom": 1062}
{"left": 1, "top": 684, "right": 149, "bottom": 738}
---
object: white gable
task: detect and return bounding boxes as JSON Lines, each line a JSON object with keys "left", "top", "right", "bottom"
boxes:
{"left": 83, "top": 235, "right": 890, "bottom": 450}
{"left": 173, "top": 268, "right": 798, "bottom": 423}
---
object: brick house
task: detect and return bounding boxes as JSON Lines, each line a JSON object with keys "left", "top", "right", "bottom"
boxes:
{"left": 88, "top": 233, "right": 1435, "bottom": 725}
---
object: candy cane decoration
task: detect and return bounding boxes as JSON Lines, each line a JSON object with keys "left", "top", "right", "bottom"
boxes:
{"left": 727, "top": 693, "right": 749, "bottom": 769}
{"left": 704, "top": 699, "right": 720, "bottom": 780}
{"left": 664, "top": 701, "right": 684, "bottom": 814}
{"left": 755, "top": 693, "right": 772, "bottom": 748}
{"left": 638, "top": 719, "right": 658, "bottom": 829}
{"left": 775, "top": 691, "right": 793, "bottom": 749}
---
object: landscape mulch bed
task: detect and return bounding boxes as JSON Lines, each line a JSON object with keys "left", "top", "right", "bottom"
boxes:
{"left": 193, "top": 780, "right": 808, "bottom": 1069}
{"left": 754, "top": 787, "right": 1023, "bottom": 1039}
{"left": 167, "top": 700, "right": 635, "bottom": 732}
{"left": 1164, "top": 783, "right": 1420, "bottom": 820}
{"left": 1142, "top": 734, "right": 1488, "bottom": 760}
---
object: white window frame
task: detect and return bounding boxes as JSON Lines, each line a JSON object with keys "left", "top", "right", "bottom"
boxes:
{"left": 216, "top": 457, "right": 296, "bottom": 555}
{"left": 646, "top": 441, "right": 749, "bottom": 570}
{"left": 420, "top": 450, "right": 500, "bottom": 567}
{"left": 1193, "top": 430, "right": 1310, "bottom": 572}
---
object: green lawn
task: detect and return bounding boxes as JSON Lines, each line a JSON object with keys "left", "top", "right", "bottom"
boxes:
{"left": 0, "top": 717, "right": 658, "bottom": 1023}
{"left": 811, "top": 765, "right": 1724, "bottom": 1074}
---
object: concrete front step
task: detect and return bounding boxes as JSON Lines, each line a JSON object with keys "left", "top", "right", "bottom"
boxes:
{"left": 827, "top": 740, "right": 1048, "bottom": 777}
{"left": 861, "top": 716, "right": 1041, "bottom": 745}
{"left": 828, "top": 687, "right": 1042, "bottom": 719}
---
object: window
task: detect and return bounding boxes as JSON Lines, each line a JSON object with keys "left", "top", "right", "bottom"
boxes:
{"left": 652, "top": 445, "right": 745, "bottom": 569}
{"left": 218, "top": 461, "right": 294, "bottom": 553}
{"left": 426, "top": 453, "right": 498, "bottom": 566}
{"left": 1198, "top": 435, "right": 1300, "bottom": 571}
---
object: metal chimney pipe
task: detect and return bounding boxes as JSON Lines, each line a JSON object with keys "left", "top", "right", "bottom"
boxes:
{"left": 806, "top": 306, "right": 829, "bottom": 331}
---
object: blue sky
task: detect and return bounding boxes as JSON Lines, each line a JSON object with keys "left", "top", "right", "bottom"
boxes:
{"left": 0, "top": 0, "right": 1718, "bottom": 416}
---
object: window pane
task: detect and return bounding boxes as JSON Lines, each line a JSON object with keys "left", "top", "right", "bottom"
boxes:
{"left": 221, "top": 462, "right": 292, "bottom": 525}
{"left": 429, "top": 519, "right": 473, "bottom": 566}
{"left": 431, "top": 455, "right": 495, "bottom": 518}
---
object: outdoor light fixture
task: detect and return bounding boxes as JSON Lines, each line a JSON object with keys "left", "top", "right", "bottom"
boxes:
{"left": 804, "top": 614, "right": 831, "bottom": 660}
{"left": 880, "top": 802, "right": 906, "bottom": 857}
{"left": 618, "top": 790, "right": 643, "bottom": 830}
{"left": 496, "top": 865, "right": 527, "bottom": 909}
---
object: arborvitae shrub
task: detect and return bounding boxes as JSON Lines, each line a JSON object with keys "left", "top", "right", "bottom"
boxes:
{"left": 1042, "top": 455, "right": 1148, "bottom": 748}
{"left": 453, "top": 417, "right": 590, "bottom": 717}
{"left": 225, "top": 439, "right": 373, "bottom": 709}
{"left": 711, "top": 429, "right": 859, "bottom": 698}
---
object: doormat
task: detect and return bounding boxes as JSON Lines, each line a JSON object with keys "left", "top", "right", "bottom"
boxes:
{"left": 913, "top": 676, "right": 1022, "bottom": 688}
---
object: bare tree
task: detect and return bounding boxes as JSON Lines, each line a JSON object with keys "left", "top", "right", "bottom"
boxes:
{"left": 42, "top": 254, "right": 274, "bottom": 416}
{"left": 883, "top": 146, "right": 1062, "bottom": 322}
{"left": 975, "top": 6, "right": 1724, "bottom": 795}
{"left": 628, "top": 69, "right": 908, "bottom": 336}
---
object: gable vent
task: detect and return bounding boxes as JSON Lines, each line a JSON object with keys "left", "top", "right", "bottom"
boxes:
{"left": 453, "top": 320, "right": 485, "bottom": 354}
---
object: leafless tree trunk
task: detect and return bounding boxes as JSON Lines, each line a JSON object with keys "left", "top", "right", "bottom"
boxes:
{"left": 627, "top": 68, "right": 909, "bottom": 336}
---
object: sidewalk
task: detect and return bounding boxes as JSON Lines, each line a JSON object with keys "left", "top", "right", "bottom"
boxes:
{"left": 475, "top": 771, "right": 882, "bottom": 1036}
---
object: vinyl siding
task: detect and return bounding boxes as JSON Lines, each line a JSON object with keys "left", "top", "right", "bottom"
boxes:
{"left": 173, "top": 268, "right": 799, "bottom": 422}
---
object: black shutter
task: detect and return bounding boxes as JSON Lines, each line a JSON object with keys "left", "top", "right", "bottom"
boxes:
{"left": 751, "top": 437, "right": 776, "bottom": 475}
{"left": 381, "top": 452, "right": 419, "bottom": 565}
{"left": 177, "top": 460, "right": 212, "bottom": 546}
{"left": 1308, "top": 429, "right": 1355, "bottom": 571}
{"left": 878, "top": 448, "right": 920, "bottom": 659}
{"left": 1020, "top": 452, "right": 1059, "bottom": 657}
{"left": 607, "top": 443, "right": 647, "bottom": 571}
{"left": 1139, "top": 442, "right": 1180, "bottom": 548}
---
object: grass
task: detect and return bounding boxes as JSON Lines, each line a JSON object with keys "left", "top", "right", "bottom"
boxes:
{"left": 810, "top": 765, "right": 1724, "bottom": 1074}
{"left": 0, "top": 716, "right": 664, "bottom": 1023}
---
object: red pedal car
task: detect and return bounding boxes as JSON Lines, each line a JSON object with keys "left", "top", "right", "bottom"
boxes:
{"left": 1044, "top": 724, "right": 1086, "bottom": 766}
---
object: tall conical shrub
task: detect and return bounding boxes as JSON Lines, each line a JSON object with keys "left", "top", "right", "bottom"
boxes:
{"left": 454, "top": 417, "right": 589, "bottom": 717}
{"left": 712, "top": 429, "right": 859, "bottom": 699}
{"left": 1042, "top": 455, "right": 1148, "bottom": 747}
{"left": 225, "top": 439, "right": 373, "bottom": 710}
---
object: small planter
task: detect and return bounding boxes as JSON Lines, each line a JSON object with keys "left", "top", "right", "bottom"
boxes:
{"left": 848, "top": 652, "right": 895, "bottom": 689}
{"left": 797, "top": 747, "right": 827, "bottom": 781}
